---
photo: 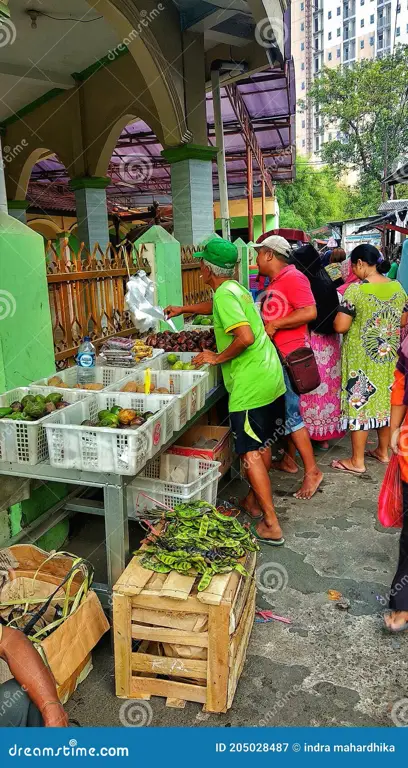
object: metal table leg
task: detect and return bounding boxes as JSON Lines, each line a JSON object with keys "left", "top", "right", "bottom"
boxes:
{"left": 103, "top": 480, "right": 129, "bottom": 589}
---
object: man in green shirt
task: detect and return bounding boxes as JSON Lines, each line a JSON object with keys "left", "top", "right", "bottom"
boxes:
{"left": 166, "top": 238, "right": 286, "bottom": 545}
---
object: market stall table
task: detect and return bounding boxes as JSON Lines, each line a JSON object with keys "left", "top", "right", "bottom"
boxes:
{"left": 0, "top": 385, "right": 226, "bottom": 606}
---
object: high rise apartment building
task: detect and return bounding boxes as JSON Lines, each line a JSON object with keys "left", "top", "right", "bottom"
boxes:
{"left": 292, "top": 0, "right": 408, "bottom": 156}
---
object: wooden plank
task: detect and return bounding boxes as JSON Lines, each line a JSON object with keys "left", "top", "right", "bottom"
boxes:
{"left": 113, "top": 557, "right": 154, "bottom": 595}
{"left": 131, "top": 593, "right": 208, "bottom": 615}
{"left": 131, "top": 623, "right": 209, "bottom": 648}
{"left": 131, "top": 607, "right": 208, "bottom": 632}
{"left": 131, "top": 676, "right": 207, "bottom": 704}
{"left": 197, "top": 572, "right": 233, "bottom": 606}
{"left": 113, "top": 594, "right": 132, "bottom": 698}
{"left": 131, "top": 652, "right": 207, "bottom": 680}
{"left": 166, "top": 698, "right": 186, "bottom": 709}
{"left": 205, "top": 603, "right": 230, "bottom": 713}
{"left": 160, "top": 572, "right": 197, "bottom": 601}
{"left": 140, "top": 572, "right": 169, "bottom": 595}
{"left": 227, "top": 580, "right": 256, "bottom": 709}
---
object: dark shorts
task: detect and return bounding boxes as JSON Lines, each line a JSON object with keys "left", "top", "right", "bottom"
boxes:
{"left": 229, "top": 396, "right": 286, "bottom": 455}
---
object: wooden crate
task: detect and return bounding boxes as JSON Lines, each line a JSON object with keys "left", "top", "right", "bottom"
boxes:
{"left": 113, "top": 550, "right": 256, "bottom": 713}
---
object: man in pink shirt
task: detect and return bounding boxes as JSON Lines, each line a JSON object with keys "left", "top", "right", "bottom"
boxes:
{"left": 254, "top": 236, "right": 324, "bottom": 500}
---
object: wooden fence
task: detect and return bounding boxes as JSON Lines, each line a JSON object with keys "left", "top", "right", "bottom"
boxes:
{"left": 46, "top": 240, "right": 150, "bottom": 365}
{"left": 181, "top": 245, "right": 212, "bottom": 306}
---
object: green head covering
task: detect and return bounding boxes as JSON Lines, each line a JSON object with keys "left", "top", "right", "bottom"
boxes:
{"left": 195, "top": 238, "right": 238, "bottom": 269}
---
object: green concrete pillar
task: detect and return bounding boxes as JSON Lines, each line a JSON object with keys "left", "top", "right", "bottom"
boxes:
{"left": 0, "top": 213, "right": 54, "bottom": 391}
{"left": 133, "top": 226, "right": 184, "bottom": 331}
{"left": 234, "top": 237, "right": 250, "bottom": 290}
{"left": 7, "top": 200, "right": 29, "bottom": 223}
{"left": 70, "top": 176, "right": 110, "bottom": 253}
{"left": 162, "top": 145, "right": 218, "bottom": 245}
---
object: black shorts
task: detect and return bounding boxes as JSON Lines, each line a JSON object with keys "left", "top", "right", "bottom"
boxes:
{"left": 229, "top": 396, "right": 286, "bottom": 455}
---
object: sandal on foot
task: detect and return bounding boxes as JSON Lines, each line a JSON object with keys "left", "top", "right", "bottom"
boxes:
{"left": 229, "top": 498, "right": 263, "bottom": 521}
{"left": 365, "top": 450, "right": 390, "bottom": 465}
{"left": 384, "top": 615, "right": 408, "bottom": 633}
{"left": 331, "top": 460, "right": 366, "bottom": 476}
{"left": 249, "top": 522, "right": 285, "bottom": 546}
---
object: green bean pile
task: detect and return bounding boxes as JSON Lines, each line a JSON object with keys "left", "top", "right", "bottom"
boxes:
{"left": 136, "top": 501, "right": 258, "bottom": 591}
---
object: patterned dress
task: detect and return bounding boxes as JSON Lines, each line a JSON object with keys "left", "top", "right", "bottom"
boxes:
{"left": 339, "top": 280, "right": 407, "bottom": 430}
{"left": 300, "top": 331, "right": 345, "bottom": 441}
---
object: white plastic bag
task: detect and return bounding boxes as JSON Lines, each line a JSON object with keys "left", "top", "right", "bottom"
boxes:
{"left": 125, "top": 271, "right": 176, "bottom": 333}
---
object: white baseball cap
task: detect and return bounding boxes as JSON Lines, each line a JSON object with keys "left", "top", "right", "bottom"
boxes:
{"left": 252, "top": 235, "right": 292, "bottom": 260}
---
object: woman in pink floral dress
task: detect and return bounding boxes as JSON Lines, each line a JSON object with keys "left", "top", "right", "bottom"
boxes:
{"left": 293, "top": 245, "right": 345, "bottom": 448}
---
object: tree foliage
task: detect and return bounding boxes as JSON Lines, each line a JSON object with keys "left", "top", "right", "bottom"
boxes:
{"left": 306, "top": 46, "right": 408, "bottom": 188}
{"left": 276, "top": 161, "right": 379, "bottom": 232}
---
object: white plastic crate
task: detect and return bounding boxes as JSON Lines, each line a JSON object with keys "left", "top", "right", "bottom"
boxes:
{"left": 44, "top": 392, "right": 176, "bottom": 475}
{"left": 0, "top": 386, "right": 86, "bottom": 465}
{"left": 127, "top": 454, "right": 220, "bottom": 513}
{"left": 106, "top": 370, "right": 208, "bottom": 430}
{"left": 157, "top": 352, "right": 222, "bottom": 395}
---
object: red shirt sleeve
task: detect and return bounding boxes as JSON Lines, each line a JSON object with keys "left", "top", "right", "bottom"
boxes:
{"left": 291, "top": 272, "right": 316, "bottom": 309}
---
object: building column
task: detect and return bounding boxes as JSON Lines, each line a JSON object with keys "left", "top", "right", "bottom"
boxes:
{"left": 162, "top": 145, "right": 218, "bottom": 246}
{"left": 7, "top": 200, "right": 29, "bottom": 223}
{"left": 70, "top": 176, "right": 110, "bottom": 252}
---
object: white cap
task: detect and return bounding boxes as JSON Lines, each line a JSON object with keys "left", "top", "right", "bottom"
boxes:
{"left": 252, "top": 235, "right": 292, "bottom": 260}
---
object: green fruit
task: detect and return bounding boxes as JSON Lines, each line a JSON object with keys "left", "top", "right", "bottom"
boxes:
{"left": 21, "top": 395, "right": 36, "bottom": 409}
{"left": 34, "top": 395, "right": 46, "bottom": 405}
{"left": 110, "top": 406, "right": 122, "bottom": 415}
{"left": 24, "top": 401, "right": 46, "bottom": 419}
{"left": 97, "top": 409, "right": 112, "bottom": 421}
{"left": 0, "top": 407, "right": 13, "bottom": 418}
{"left": 167, "top": 353, "right": 178, "bottom": 364}
{"left": 99, "top": 414, "right": 120, "bottom": 427}
{"left": 172, "top": 361, "right": 184, "bottom": 370}
{"left": 45, "top": 392, "right": 63, "bottom": 405}
{"left": 182, "top": 362, "right": 196, "bottom": 370}
{"left": 201, "top": 317, "right": 213, "bottom": 326}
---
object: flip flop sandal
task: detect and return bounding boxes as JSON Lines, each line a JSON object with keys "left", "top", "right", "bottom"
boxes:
{"left": 365, "top": 450, "right": 390, "bottom": 465}
{"left": 228, "top": 499, "right": 263, "bottom": 521}
{"left": 384, "top": 616, "right": 408, "bottom": 633}
{"left": 331, "top": 460, "right": 366, "bottom": 476}
{"left": 250, "top": 522, "right": 285, "bottom": 546}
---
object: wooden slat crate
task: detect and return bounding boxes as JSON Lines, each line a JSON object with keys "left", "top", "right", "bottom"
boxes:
{"left": 113, "top": 550, "right": 256, "bottom": 713}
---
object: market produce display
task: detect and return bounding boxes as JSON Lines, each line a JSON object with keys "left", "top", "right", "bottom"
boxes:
{"left": 100, "top": 337, "right": 154, "bottom": 367}
{"left": 81, "top": 405, "right": 155, "bottom": 429}
{"left": 136, "top": 501, "right": 258, "bottom": 590}
{"left": 191, "top": 315, "right": 213, "bottom": 326}
{"left": 146, "top": 329, "right": 216, "bottom": 352}
{"left": 47, "top": 375, "right": 103, "bottom": 391}
{"left": 0, "top": 393, "right": 70, "bottom": 422}
{"left": 120, "top": 381, "right": 170, "bottom": 394}
{"left": 166, "top": 353, "right": 198, "bottom": 371}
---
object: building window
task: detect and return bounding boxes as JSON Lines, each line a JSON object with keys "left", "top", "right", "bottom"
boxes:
{"left": 337, "top": 6, "right": 341, "bottom": 15}
{"left": 337, "top": 27, "right": 341, "bottom": 36}
{"left": 315, "top": 117, "right": 319, "bottom": 130}
{"left": 301, "top": 42, "right": 305, "bottom": 50}
{"left": 360, "top": 0, "right": 364, "bottom": 4}
{"left": 406, "top": 23, "right": 408, "bottom": 33}
{"left": 337, "top": 47, "right": 341, "bottom": 57}
{"left": 370, "top": 35, "right": 374, "bottom": 45}
{"left": 344, "top": 25, "right": 349, "bottom": 39}
{"left": 328, "top": 133, "right": 332, "bottom": 141}
{"left": 328, "top": 31, "right": 332, "bottom": 39}
{"left": 302, "top": 139, "right": 306, "bottom": 147}
{"left": 301, "top": 81, "right": 305, "bottom": 90}
{"left": 301, "top": 2, "right": 304, "bottom": 9}
{"left": 314, "top": 57, "right": 319, "bottom": 71}
{"left": 378, "top": 32, "right": 383, "bottom": 48}
{"left": 315, "top": 136, "right": 320, "bottom": 152}
{"left": 301, "top": 22, "right": 304, "bottom": 31}
{"left": 328, "top": 10, "right": 332, "bottom": 18}
{"left": 360, "top": 39, "right": 365, "bottom": 48}
{"left": 328, "top": 51, "right": 332, "bottom": 60}
{"left": 302, "top": 120, "right": 305, "bottom": 128}
{"left": 370, "top": 14, "right": 374, "bottom": 22}
{"left": 397, "top": 3, "right": 401, "bottom": 12}
{"left": 301, "top": 61, "right": 305, "bottom": 70}
{"left": 396, "top": 26, "right": 400, "bottom": 36}
{"left": 344, "top": 44, "right": 349, "bottom": 59}
{"left": 360, "top": 18, "right": 364, "bottom": 27}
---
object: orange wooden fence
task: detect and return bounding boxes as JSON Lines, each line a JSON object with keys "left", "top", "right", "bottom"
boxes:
{"left": 181, "top": 245, "right": 212, "bottom": 306}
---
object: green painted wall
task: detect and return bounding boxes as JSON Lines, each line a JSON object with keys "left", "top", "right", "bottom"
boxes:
{"left": 0, "top": 213, "right": 55, "bottom": 390}
{"left": 215, "top": 214, "right": 276, "bottom": 241}
{"left": 134, "top": 227, "right": 184, "bottom": 330}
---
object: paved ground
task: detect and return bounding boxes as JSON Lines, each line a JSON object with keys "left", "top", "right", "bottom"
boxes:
{"left": 66, "top": 435, "right": 408, "bottom": 728}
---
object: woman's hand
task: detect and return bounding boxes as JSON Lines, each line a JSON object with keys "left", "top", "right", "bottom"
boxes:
{"left": 390, "top": 427, "right": 401, "bottom": 455}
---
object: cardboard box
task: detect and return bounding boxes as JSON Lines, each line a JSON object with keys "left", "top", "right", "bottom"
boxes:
{"left": 7, "top": 545, "right": 110, "bottom": 703}
{"left": 168, "top": 425, "right": 233, "bottom": 476}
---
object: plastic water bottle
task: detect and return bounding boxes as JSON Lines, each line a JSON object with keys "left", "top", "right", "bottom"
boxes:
{"left": 77, "top": 336, "right": 96, "bottom": 385}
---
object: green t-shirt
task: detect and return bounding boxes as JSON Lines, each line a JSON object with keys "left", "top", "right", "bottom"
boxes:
{"left": 213, "top": 280, "right": 286, "bottom": 412}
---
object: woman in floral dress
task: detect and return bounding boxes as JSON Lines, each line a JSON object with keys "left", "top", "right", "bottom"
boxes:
{"left": 292, "top": 244, "right": 345, "bottom": 448}
{"left": 332, "top": 244, "right": 408, "bottom": 475}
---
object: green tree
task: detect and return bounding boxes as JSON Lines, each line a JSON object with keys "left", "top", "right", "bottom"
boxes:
{"left": 307, "top": 46, "right": 408, "bottom": 192}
